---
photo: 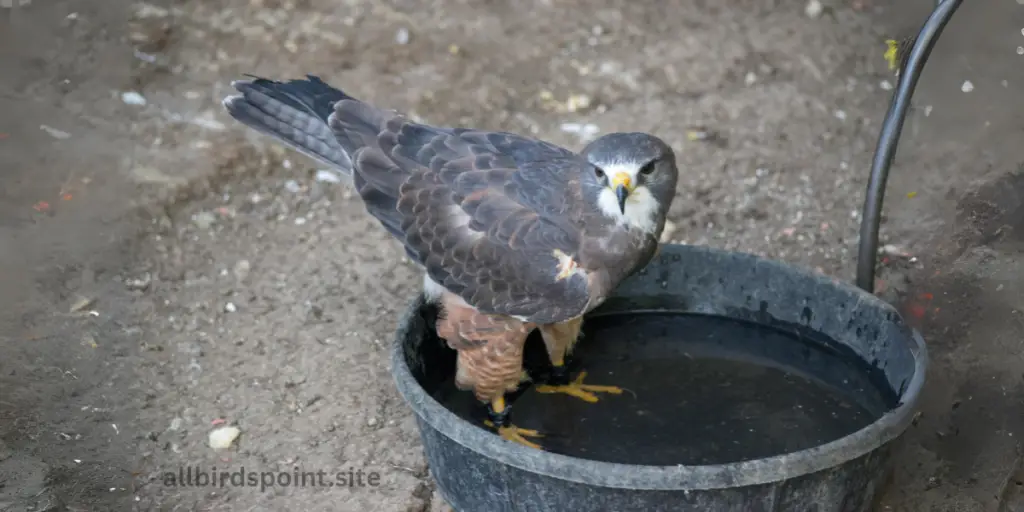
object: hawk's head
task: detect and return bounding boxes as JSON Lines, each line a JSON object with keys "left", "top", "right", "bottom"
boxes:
{"left": 580, "top": 132, "right": 679, "bottom": 235}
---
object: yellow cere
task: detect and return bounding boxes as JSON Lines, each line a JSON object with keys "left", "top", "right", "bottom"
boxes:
{"left": 611, "top": 173, "right": 633, "bottom": 191}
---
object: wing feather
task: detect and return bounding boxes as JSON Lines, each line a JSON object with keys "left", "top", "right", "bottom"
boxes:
{"left": 326, "top": 100, "right": 594, "bottom": 324}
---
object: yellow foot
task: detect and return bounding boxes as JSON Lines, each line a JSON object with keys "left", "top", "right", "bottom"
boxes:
{"left": 534, "top": 371, "right": 624, "bottom": 403}
{"left": 484, "top": 420, "right": 543, "bottom": 449}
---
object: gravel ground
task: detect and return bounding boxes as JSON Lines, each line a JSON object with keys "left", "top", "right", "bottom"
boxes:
{"left": 2, "top": 0, "right": 1024, "bottom": 510}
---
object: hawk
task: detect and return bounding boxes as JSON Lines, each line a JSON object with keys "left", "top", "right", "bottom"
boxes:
{"left": 223, "top": 75, "right": 679, "bottom": 449}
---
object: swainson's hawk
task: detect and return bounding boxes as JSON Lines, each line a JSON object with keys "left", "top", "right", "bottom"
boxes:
{"left": 223, "top": 75, "right": 679, "bottom": 449}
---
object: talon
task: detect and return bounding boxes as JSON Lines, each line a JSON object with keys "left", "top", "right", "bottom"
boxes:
{"left": 535, "top": 371, "right": 624, "bottom": 403}
{"left": 484, "top": 421, "right": 544, "bottom": 449}
{"left": 483, "top": 395, "right": 543, "bottom": 449}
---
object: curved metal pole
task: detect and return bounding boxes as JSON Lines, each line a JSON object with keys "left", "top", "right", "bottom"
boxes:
{"left": 855, "top": 0, "right": 964, "bottom": 292}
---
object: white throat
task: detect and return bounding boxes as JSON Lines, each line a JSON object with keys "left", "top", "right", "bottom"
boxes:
{"left": 594, "top": 163, "right": 661, "bottom": 234}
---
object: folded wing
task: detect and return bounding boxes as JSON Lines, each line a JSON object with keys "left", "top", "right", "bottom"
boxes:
{"left": 328, "top": 100, "right": 594, "bottom": 324}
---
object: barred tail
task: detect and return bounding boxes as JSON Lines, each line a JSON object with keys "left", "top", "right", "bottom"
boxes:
{"left": 222, "top": 75, "right": 354, "bottom": 172}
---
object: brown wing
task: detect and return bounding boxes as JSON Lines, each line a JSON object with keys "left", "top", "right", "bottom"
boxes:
{"left": 327, "top": 100, "right": 594, "bottom": 325}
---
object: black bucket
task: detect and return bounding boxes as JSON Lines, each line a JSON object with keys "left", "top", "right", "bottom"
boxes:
{"left": 392, "top": 244, "right": 926, "bottom": 511}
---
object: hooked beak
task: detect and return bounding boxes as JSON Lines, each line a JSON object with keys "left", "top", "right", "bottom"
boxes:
{"left": 611, "top": 173, "right": 633, "bottom": 213}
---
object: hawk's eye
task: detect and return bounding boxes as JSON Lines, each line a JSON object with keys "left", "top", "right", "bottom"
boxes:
{"left": 639, "top": 161, "right": 656, "bottom": 176}
{"left": 593, "top": 167, "right": 606, "bottom": 180}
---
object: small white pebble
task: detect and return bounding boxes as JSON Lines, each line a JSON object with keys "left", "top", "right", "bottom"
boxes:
{"left": 74, "top": 459, "right": 82, "bottom": 464}
{"left": 134, "top": 50, "right": 156, "bottom": 63}
{"left": 208, "top": 426, "right": 241, "bottom": 450}
{"left": 121, "top": 91, "right": 147, "bottom": 106}
{"left": 833, "top": 110, "right": 847, "bottom": 121}
{"left": 294, "top": 217, "right": 307, "bottom": 226}
{"left": 879, "top": 80, "right": 893, "bottom": 91}
{"left": 744, "top": 71, "right": 758, "bottom": 86}
{"left": 565, "top": 94, "right": 591, "bottom": 113}
{"left": 233, "top": 260, "right": 251, "bottom": 280}
{"left": 961, "top": 80, "right": 974, "bottom": 93}
{"left": 804, "top": 0, "right": 823, "bottom": 18}
{"left": 169, "top": 417, "right": 183, "bottom": 430}
{"left": 40, "top": 125, "right": 71, "bottom": 139}
{"left": 284, "top": 179, "right": 301, "bottom": 193}
{"left": 559, "top": 122, "right": 600, "bottom": 142}
{"left": 1017, "top": 46, "right": 1024, "bottom": 55}
{"left": 395, "top": 27, "right": 409, "bottom": 45}
{"left": 224, "top": 302, "right": 237, "bottom": 313}
{"left": 315, "top": 169, "right": 342, "bottom": 183}
{"left": 367, "top": 417, "right": 379, "bottom": 427}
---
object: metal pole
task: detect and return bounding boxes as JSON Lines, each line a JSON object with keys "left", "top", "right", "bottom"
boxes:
{"left": 855, "top": 0, "right": 964, "bottom": 292}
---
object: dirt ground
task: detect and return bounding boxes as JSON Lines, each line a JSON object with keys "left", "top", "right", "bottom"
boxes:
{"left": 2, "top": 0, "right": 1023, "bottom": 510}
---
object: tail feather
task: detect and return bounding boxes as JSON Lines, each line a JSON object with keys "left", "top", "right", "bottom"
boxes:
{"left": 223, "top": 74, "right": 416, "bottom": 259}
{"left": 222, "top": 75, "right": 354, "bottom": 172}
